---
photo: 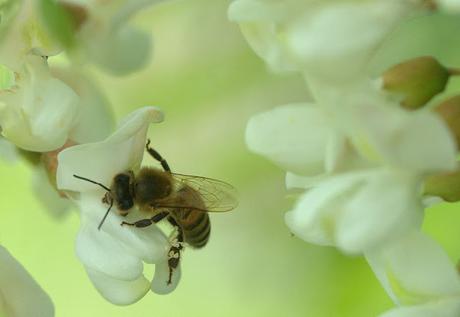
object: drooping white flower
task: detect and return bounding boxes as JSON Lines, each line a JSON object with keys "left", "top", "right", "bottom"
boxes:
{"left": 56, "top": 106, "right": 180, "bottom": 305}
{"left": 228, "top": 0, "right": 425, "bottom": 83}
{"left": 366, "top": 230, "right": 460, "bottom": 316}
{"left": 0, "top": 246, "right": 54, "bottom": 317}
{"left": 248, "top": 82, "right": 457, "bottom": 254}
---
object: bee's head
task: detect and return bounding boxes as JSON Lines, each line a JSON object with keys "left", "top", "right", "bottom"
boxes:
{"left": 111, "top": 171, "right": 135, "bottom": 214}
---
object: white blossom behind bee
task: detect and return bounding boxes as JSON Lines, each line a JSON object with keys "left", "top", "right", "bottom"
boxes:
{"left": 228, "top": 0, "right": 424, "bottom": 83}
{"left": 56, "top": 106, "right": 179, "bottom": 305}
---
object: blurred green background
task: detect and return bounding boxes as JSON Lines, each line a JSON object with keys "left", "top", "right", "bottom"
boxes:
{"left": 1, "top": 1, "right": 460, "bottom": 316}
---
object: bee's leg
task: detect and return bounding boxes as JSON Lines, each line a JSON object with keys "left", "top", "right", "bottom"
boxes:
{"left": 146, "top": 139, "right": 171, "bottom": 172}
{"left": 166, "top": 216, "right": 184, "bottom": 285}
{"left": 120, "top": 211, "right": 169, "bottom": 228}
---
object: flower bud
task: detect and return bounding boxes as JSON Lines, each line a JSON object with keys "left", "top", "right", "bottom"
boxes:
{"left": 424, "top": 170, "right": 460, "bottom": 202}
{"left": 435, "top": 95, "right": 460, "bottom": 147}
{"left": 381, "top": 56, "right": 450, "bottom": 109}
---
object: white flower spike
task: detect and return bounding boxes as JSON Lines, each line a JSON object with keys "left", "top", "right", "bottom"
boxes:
{"left": 57, "top": 106, "right": 179, "bottom": 305}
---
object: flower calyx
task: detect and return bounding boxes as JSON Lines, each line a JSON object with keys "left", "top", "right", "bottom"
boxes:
{"left": 381, "top": 56, "right": 455, "bottom": 109}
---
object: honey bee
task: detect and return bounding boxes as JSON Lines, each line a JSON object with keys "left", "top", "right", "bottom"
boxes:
{"left": 74, "top": 139, "right": 237, "bottom": 284}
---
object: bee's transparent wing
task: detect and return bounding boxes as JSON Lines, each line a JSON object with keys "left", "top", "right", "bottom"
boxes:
{"left": 154, "top": 173, "right": 238, "bottom": 212}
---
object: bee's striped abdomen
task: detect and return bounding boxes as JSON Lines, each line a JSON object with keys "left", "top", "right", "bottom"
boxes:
{"left": 176, "top": 209, "right": 210, "bottom": 249}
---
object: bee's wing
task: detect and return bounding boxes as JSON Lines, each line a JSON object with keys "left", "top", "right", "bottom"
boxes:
{"left": 155, "top": 173, "right": 238, "bottom": 212}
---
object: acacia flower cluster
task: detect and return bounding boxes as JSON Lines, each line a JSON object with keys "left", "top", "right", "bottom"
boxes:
{"left": 0, "top": 0, "right": 174, "bottom": 313}
{"left": 230, "top": 0, "right": 460, "bottom": 315}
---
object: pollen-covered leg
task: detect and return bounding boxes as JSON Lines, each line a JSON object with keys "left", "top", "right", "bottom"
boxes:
{"left": 166, "top": 224, "right": 184, "bottom": 285}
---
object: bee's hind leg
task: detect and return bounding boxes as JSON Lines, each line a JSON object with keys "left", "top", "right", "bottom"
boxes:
{"left": 120, "top": 211, "right": 169, "bottom": 228}
{"left": 166, "top": 217, "right": 184, "bottom": 285}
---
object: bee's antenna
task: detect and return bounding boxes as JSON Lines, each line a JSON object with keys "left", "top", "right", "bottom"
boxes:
{"left": 73, "top": 174, "right": 113, "bottom": 231}
{"left": 73, "top": 174, "right": 111, "bottom": 192}
{"left": 97, "top": 200, "right": 113, "bottom": 231}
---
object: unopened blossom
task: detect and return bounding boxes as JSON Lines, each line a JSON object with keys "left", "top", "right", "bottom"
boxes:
{"left": 0, "top": 246, "right": 54, "bottom": 317}
{"left": 366, "top": 230, "right": 460, "bottom": 316}
{"left": 228, "top": 0, "right": 425, "bottom": 83}
{"left": 57, "top": 106, "right": 180, "bottom": 305}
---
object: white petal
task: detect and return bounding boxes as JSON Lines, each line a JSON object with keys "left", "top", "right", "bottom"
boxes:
{"left": 0, "top": 246, "right": 54, "bottom": 317}
{"left": 286, "top": 1, "right": 414, "bottom": 81}
{"left": 57, "top": 106, "right": 163, "bottom": 192}
{"left": 246, "top": 103, "right": 333, "bottom": 175}
{"left": 86, "top": 267, "right": 150, "bottom": 306}
{"left": 366, "top": 231, "right": 460, "bottom": 306}
{"left": 336, "top": 170, "right": 423, "bottom": 253}
{"left": 379, "top": 299, "right": 460, "bottom": 317}
{"left": 78, "top": 193, "right": 169, "bottom": 264}
{"left": 151, "top": 260, "right": 181, "bottom": 295}
{"left": 361, "top": 106, "right": 456, "bottom": 172}
{"left": 76, "top": 218, "right": 144, "bottom": 281}
{"left": 52, "top": 68, "right": 115, "bottom": 144}
{"left": 285, "top": 171, "right": 367, "bottom": 247}
{"left": 0, "top": 60, "right": 79, "bottom": 152}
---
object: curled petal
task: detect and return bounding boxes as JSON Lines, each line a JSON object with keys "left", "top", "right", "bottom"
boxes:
{"left": 151, "top": 260, "right": 181, "bottom": 295}
{"left": 286, "top": 169, "right": 423, "bottom": 253}
{"left": 336, "top": 171, "right": 423, "bottom": 253}
{"left": 57, "top": 106, "right": 164, "bottom": 192}
{"left": 86, "top": 267, "right": 150, "bottom": 306}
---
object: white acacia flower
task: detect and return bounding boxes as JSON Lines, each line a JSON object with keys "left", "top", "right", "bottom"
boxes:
{"left": 248, "top": 86, "right": 457, "bottom": 253}
{"left": 366, "top": 230, "right": 460, "bottom": 317}
{"left": 0, "top": 246, "right": 54, "bottom": 317}
{"left": 60, "top": 0, "right": 165, "bottom": 75}
{"left": 228, "top": 0, "right": 424, "bottom": 82}
{"left": 0, "top": 56, "right": 79, "bottom": 152}
{"left": 56, "top": 106, "right": 180, "bottom": 305}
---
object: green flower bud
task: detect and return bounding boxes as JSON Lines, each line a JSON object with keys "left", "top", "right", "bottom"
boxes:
{"left": 424, "top": 170, "right": 460, "bottom": 202}
{"left": 381, "top": 56, "right": 450, "bottom": 109}
{"left": 435, "top": 95, "right": 460, "bottom": 147}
